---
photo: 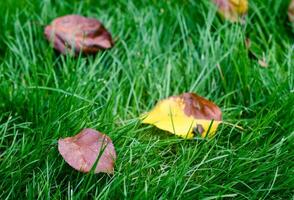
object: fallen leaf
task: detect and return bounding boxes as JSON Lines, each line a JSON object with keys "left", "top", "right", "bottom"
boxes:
{"left": 45, "top": 15, "right": 114, "bottom": 55}
{"left": 142, "top": 93, "right": 222, "bottom": 139}
{"left": 213, "top": 0, "right": 248, "bottom": 22}
{"left": 58, "top": 128, "right": 116, "bottom": 174}
{"left": 289, "top": 0, "right": 294, "bottom": 24}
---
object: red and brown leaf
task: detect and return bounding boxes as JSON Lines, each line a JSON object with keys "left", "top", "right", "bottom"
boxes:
{"left": 45, "top": 15, "right": 114, "bottom": 55}
{"left": 58, "top": 128, "right": 116, "bottom": 174}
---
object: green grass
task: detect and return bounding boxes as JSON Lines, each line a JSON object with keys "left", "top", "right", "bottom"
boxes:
{"left": 0, "top": 0, "right": 294, "bottom": 199}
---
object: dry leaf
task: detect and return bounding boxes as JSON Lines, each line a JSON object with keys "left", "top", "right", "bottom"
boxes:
{"left": 142, "top": 93, "right": 222, "bottom": 139}
{"left": 45, "top": 15, "right": 114, "bottom": 55}
{"left": 289, "top": 0, "right": 294, "bottom": 24}
{"left": 213, "top": 0, "right": 248, "bottom": 22}
{"left": 58, "top": 128, "right": 116, "bottom": 174}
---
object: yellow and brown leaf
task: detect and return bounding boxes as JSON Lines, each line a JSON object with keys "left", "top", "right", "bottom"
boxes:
{"left": 142, "top": 93, "right": 222, "bottom": 139}
{"left": 213, "top": 0, "right": 248, "bottom": 22}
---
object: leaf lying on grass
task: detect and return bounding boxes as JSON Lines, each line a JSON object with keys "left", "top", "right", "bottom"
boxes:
{"left": 213, "top": 0, "right": 248, "bottom": 22}
{"left": 58, "top": 128, "right": 116, "bottom": 174}
{"left": 142, "top": 93, "right": 222, "bottom": 139}
{"left": 45, "top": 15, "right": 114, "bottom": 55}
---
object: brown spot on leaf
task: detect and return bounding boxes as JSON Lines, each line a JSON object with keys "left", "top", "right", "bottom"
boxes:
{"left": 179, "top": 93, "right": 222, "bottom": 121}
{"left": 45, "top": 15, "right": 114, "bottom": 55}
{"left": 58, "top": 128, "right": 116, "bottom": 174}
{"left": 197, "top": 124, "right": 205, "bottom": 134}
{"left": 193, "top": 124, "right": 205, "bottom": 136}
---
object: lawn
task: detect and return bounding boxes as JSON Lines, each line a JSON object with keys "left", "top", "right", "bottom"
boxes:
{"left": 0, "top": 0, "right": 294, "bottom": 199}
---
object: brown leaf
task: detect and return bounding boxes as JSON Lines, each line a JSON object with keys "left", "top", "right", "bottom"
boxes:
{"left": 213, "top": 0, "right": 248, "bottom": 22}
{"left": 289, "top": 0, "right": 294, "bottom": 24}
{"left": 58, "top": 128, "right": 116, "bottom": 174}
{"left": 45, "top": 15, "right": 114, "bottom": 55}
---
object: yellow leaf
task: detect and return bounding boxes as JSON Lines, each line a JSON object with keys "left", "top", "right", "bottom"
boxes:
{"left": 142, "top": 93, "right": 222, "bottom": 139}
{"left": 213, "top": 0, "right": 248, "bottom": 22}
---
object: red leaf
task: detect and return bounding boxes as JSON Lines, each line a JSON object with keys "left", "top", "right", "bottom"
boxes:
{"left": 45, "top": 15, "right": 114, "bottom": 55}
{"left": 58, "top": 128, "right": 116, "bottom": 174}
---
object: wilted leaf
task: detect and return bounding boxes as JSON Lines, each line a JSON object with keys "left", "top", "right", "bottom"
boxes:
{"left": 142, "top": 93, "right": 222, "bottom": 139}
{"left": 289, "top": 0, "right": 294, "bottom": 24}
{"left": 45, "top": 15, "right": 114, "bottom": 55}
{"left": 58, "top": 128, "right": 116, "bottom": 174}
{"left": 213, "top": 0, "right": 248, "bottom": 22}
